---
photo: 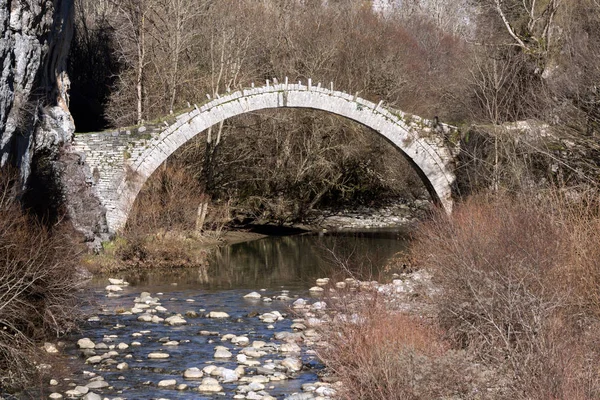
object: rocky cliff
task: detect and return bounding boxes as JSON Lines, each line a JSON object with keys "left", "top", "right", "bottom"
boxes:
{"left": 0, "top": 0, "right": 74, "bottom": 180}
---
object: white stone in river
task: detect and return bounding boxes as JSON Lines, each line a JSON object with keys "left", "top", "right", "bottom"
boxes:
{"left": 164, "top": 340, "right": 179, "bottom": 346}
{"left": 335, "top": 281, "right": 347, "bottom": 289}
{"left": 105, "top": 285, "right": 123, "bottom": 292}
{"left": 82, "top": 393, "right": 102, "bottom": 400}
{"left": 151, "top": 315, "right": 164, "bottom": 323}
{"left": 86, "top": 380, "right": 109, "bottom": 389}
{"left": 208, "top": 311, "right": 229, "bottom": 318}
{"left": 220, "top": 368, "right": 239, "bottom": 383}
{"left": 311, "top": 301, "right": 326, "bottom": 310}
{"left": 221, "top": 333, "right": 235, "bottom": 341}
{"left": 243, "top": 375, "right": 269, "bottom": 384}
{"left": 116, "top": 362, "right": 129, "bottom": 370}
{"left": 137, "top": 314, "right": 153, "bottom": 322}
{"left": 197, "top": 377, "right": 223, "bottom": 392}
{"left": 292, "top": 298, "right": 307, "bottom": 308}
{"left": 130, "top": 307, "right": 144, "bottom": 314}
{"left": 49, "top": 393, "right": 63, "bottom": 399}
{"left": 203, "top": 365, "right": 218, "bottom": 375}
{"left": 74, "top": 386, "right": 89, "bottom": 394}
{"left": 281, "top": 357, "right": 302, "bottom": 372}
{"left": 177, "top": 384, "right": 188, "bottom": 390}
{"left": 148, "top": 352, "right": 169, "bottom": 359}
{"left": 279, "top": 343, "right": 301, "bottom": 353}
{"left": 165, "top": 314, "right": 187, "bottom": 326}
{"left": 231, "top": 336, "right": 249, "bottom": 346}
{"left": 244, "top": 292, "right": 261, "bottom": 299}
{"left": 246, "top": 392, "right": 264, "bottom": 400}
{"left": 157, "top": 379, "right": 177, "bottom": 387}
{"left": 237, "top": 354, "right": 247, "bottom": 363}
{"left": 316, "top": 386, "right": 336, "bottom": 396}
{"left": 49, "top": 379, "right": 58, "bottom": 386}
{"left": 183, "top": 367, "right": 203, "bottom": 379}
{"left": 131, "top": 341, "right": 141, "bottom": 346}
{"left": 108, "top": 278, "right": 126, "bottom": 285}
{"left": 252, "top": 341, "right": 266, "bottom": 349}
{"left": 85, "top": 356, "right": 102, "bottom": 364}
{"left": 117, "top": 343, "right": 129, "bottom": 350}
{"left": 214, "top": 347, "right": 233, "bottom": 358}
{"left": 309, "top": 286, "right": 324, "bottom": 293}
{"left": 155, "top": 306, "right": 167, "bottom": 312}
{"left": 77, "top": 338, "right": 95, "bottom": 349}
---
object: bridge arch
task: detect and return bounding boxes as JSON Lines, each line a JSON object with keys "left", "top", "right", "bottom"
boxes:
{"left": 73, "top": 81, "right": 458, "bottom": 233}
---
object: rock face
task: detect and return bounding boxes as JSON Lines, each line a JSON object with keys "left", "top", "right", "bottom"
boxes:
{"left": 0, "top": 0, "right": 110, "bottom": 249}
{"left": 0, "top": 0, "right": 75, "bottom": 177}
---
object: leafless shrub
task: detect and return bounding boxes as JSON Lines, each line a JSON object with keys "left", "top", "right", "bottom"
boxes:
{"left": 0, "top": 168, "right": 84, "bottom": 390}
{"left": 411, "top": 191, "right": 600, "bottom": 398}
{"left": 317, "top": 298, "right": 476, "bottom": 400}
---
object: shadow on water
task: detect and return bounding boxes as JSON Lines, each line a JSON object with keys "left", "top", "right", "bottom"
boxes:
{"left": 120, "top": 229, "right": 412, "bottom": 291}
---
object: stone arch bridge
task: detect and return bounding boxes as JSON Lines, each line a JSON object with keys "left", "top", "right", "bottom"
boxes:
{"left": 71, "top": 80, "right": 460, "bottom": 234}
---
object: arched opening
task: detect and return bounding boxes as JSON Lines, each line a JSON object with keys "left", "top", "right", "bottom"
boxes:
{"left": 125, "top": 108, "right": 432, "bottom": 236}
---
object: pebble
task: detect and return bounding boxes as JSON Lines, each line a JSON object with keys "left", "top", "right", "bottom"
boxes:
{"left": 208, "top": 311, "right": 230, "bottom": 318}
{"left": 157, "top": 379, "right": 177, "bottom": 387}
{"left": 148, "top": 352, "right": 170, "bottom": 359}
{"left": 77, "top": 338, "right": 95, "bottom": 349}
{"left": 197, "top": 377, "right": 223, "bottom": 392}
{"left": 244, "top": 292, "right": 262, "bottom": 299}
{"left": 183, "top": 367, "right": 204, "bottom": 379}
{"left": 49, "top": 393, "right": 63, "bottom": 399}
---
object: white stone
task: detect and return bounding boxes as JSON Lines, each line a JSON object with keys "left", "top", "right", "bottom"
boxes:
{"left": 105, "top": 285, "right": 123, "bottom": 292}
{"left": 77, "top": 338, "right": 95, "bottom": 349}
{"left": 208, "top": 311, "right": 229, "bottom": 319}
{"left": 148, "top": 352, "right": 169, "bottom": 359}
{"left": 165, "top": 314, "right": 187, "bottom": 326}
{"left": 183, "top": 367, "right": 203, "bottom": 379}
{"left": 197, "top": 377, "right": 222, "bottom": 392}
{"left": 157, "top": 379, "right": 177, "bottom": 387}
{"left": 244, "top": 292, "right": 261, "bottom": 299}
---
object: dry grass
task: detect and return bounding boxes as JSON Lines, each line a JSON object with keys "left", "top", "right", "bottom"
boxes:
{"left": 0, "top": 168, "right": 84, "bottom": 391}
{"left": 317, "top": 297, "right": 477, "bottom": 400}
{"left": 411, "top": 191, "right": 600, "bottom": 399}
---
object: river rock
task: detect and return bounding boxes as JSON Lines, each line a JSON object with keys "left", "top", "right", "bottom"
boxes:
{"left": 108, "top": 278, "right": 127, "bottom": 285}
{"left": 82, "top": 393, "right": 101, "bottom": 400}
{"left": 78, "top": 338, "right": 95, "bottom": 349}
{"left": 157, "top": 379, "right": 177, "bottom": 387}
{"left": 116, "top": 362, "right": 128, "bottom": 370}
{"left": 49, "top": 393, "right": 63, "bottom": 399}
{"left": 183, "top": 367, "right": 204, "bottom": 379}
{"left": 292, "top": 299, "right": 307, "bottom": 308}
{"left": 116, "top": 343, "right": 129, "bottom": 350}
{"left": 105, "top": 285, "right": 123, "bottom": 292}
{"left": 165, "top": 314, "right": 187, "bottom": 326}
{"left": 244, "top": 292, "right": 261, "bottom": 299}
{"left": 280, "top": 343, "right": 301, "bottom": 353}
{"left": 137, "top": 314, "right": 153, "bottom": 322}
{"left": 208, "top": 311, "right": 230, "bottom": 319}
{"left": 214, "top": 347, "right": 233, "bottom": 358}
{"left": 148, "top": 352, "right": 169, "bottom": 359}
{"left": 85, "top": 356, "right": 102, "bottom": 364}
{"left": 197, "top": 377, "right": 223, "bottom": 392}
{"left": 281, "top": 357, "right": 303, "bottom": 372}
{"left": 44, "top": 342, "right": 59, "bottom": 354}
{"left": 86, "top": 380, "right": 109, "bottom": 389}
{"left": 231, "top": 336, "right": 250, "bottom": 346}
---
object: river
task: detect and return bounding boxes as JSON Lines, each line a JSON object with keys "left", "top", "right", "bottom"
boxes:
{"left": 55, "top": 230, "right": 410, "bottom": 400}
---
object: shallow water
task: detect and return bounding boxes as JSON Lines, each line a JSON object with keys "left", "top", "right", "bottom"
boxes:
{"left": 62, "top": 231, "right": 409, "bottom": 399}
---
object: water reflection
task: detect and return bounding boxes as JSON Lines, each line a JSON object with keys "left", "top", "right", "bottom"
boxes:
{"left": 121, "top": 230, "right": 410, "bottom": 290}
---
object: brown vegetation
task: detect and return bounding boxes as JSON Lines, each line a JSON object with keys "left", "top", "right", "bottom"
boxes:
{"left": 0, "top": 169, "right": 84, "bottom": 391}
{"left": 411, "top": 192, "right": 600, "bottom": 399}
{"left": 317, "top": 298, "right": 477, "bottom": 400}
